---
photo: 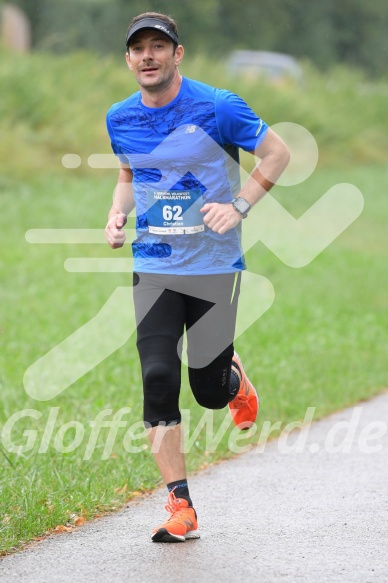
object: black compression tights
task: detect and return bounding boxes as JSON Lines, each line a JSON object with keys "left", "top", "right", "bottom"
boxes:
{"left": 133, "top": 272, "right": 241, "bottom": 427}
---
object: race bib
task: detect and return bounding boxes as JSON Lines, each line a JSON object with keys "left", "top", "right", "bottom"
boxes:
{"left": 146, "top": 189, "right": 205, "bottom": 235}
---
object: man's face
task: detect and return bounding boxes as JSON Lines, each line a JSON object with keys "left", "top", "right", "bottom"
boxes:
{"left": 126, "top": 29, "right": 183, "bottom": 91}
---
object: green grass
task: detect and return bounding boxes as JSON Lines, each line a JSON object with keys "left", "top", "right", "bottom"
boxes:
{"left": 1, "top": 164, "right": 387, "bottom": 553}
{"left": 0, "top": 49, "right": 387, "bottom": 552}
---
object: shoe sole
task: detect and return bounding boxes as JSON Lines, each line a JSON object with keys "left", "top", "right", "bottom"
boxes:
{"left": 151, "top": 528, "right": 200, "bottom": 543}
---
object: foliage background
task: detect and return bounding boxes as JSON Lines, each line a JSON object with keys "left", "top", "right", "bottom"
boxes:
{"left": 6, "top": 0, "right": 388, "bottom": 77}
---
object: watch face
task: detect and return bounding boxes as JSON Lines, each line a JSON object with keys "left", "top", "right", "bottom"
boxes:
{"left": 233, "top": 198, "right": 250, "bottom": 214}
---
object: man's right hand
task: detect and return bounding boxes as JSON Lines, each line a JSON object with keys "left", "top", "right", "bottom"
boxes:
{"left": 105, "top": 212, "right": 127, "bottom": 249}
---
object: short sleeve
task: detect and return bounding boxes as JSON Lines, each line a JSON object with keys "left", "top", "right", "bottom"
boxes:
{"left": 106, "top": 109, "right": 129, "bottom": 164}
{"left": 215, "top": 90, "right": 268, "bottom": 152}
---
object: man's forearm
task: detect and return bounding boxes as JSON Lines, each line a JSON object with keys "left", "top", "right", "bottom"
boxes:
{"left": 237, "top": 128, "right": 290, "bottom": 208}
{"left": 239, "top": 146, "right": 290, "bottom": 208}
{"left": 110, "top": 181, "right": 135, "bottom": 217}
{"left": 110, "top": 168, "right": 136, "bottom": 217}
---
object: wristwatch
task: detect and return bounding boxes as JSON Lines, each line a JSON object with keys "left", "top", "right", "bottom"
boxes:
{"left": 230, "top": 197, "right": 251, "bottom": 219}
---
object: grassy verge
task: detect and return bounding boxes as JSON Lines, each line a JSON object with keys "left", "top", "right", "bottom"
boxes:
{"left": 1, "top": 161, "right": 387, "bottom": 552}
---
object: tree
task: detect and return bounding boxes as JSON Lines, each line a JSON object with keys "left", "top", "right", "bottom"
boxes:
{"left": 8, "top": 0, "right": 388, "bottom": 77}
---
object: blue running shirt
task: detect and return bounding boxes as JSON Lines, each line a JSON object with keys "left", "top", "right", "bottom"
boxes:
{"left": 106, "top": 77, "right": 268, "bottom": 275}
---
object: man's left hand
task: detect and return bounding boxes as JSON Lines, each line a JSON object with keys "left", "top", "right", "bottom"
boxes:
{"left": 201, "top": 202, "right": 242, "bottom": 234}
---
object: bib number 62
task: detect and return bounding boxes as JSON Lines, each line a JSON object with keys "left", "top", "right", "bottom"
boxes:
{"left": 162, "top": 205, "right": 183, "bottom": 221}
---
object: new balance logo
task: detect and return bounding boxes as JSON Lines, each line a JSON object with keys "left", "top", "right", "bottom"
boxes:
{"left": 184, "top": 518, "right": 194, "bottom": 529}
{"left": 185, "top": 125, "right": 197, "bottom": 134}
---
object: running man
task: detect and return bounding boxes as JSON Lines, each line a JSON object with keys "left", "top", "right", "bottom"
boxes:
{"left": 105, "top": 12, "right": 290, "bottom": 542}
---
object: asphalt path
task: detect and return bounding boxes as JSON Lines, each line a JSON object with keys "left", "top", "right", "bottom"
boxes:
{"left": 1, "top": 393, "right": 388, "bottom": 583}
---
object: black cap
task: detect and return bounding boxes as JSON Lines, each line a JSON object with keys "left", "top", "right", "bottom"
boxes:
{"left": 126, "top": 18, "right": 179, "bottom": 48}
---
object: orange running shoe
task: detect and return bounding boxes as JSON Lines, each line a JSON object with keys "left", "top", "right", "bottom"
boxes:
{"left": 228, "top": 352, "right": 259, "bottom": 430}
{"left": 151, "top": 489, "right": 200, "bottom": 543}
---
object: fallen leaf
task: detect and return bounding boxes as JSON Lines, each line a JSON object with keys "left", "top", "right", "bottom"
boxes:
{"left": 74, "top": 516, "right": 85, "bottom": 527}
{"left": 54, "top": 525, "right": 73, "bottom": 533}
